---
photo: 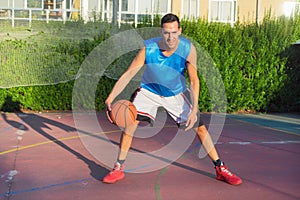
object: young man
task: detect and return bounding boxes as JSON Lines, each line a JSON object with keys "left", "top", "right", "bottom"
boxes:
{"left": 104, "top": 13, "right": 242, "bottom": 185}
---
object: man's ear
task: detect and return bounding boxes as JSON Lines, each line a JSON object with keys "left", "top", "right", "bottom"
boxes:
{"left": 178, "top": 27, "right": 182, "bottom": 35}
{"left": 160, "top": 28, "right": 163, "bottom": 35}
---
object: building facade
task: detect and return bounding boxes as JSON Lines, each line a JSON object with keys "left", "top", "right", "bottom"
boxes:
{"left": 0, "top": 0, "right": 299, "bottom": 26}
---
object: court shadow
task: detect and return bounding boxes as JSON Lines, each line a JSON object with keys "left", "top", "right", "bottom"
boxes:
{"left": 1, "top": 97, "right": 109, "bottom": 181}
{"left": 18, "top": 112, "right": 109, "bottom": 181}
{"left": 27, "top": 112, "right": 110, "bottom": 180}
{"left": 1, "top": 113, "right": 29, "bottom": 131}
{"left": 1, "top": 96, "right": 22, "bottom": 112}
{"left": 1, "top": 96, "right": 29, "bottom": 131}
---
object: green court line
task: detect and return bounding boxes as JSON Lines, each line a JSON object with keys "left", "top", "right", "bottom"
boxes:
{"left": 155, "top": 167, "right": 168, "bottom": 200}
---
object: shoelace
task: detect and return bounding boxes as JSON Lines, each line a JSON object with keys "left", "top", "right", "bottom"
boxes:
{"left": 221, "top": 167, "right": 233, "bottom": 176}
{"left": 110, "top": 164, "right": 123, "bottom": 173}
{"left": 109, "top": 168, "right": 120, "bottom": 175}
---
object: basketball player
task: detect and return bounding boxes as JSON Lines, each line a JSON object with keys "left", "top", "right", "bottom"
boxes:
{"left": 104, "top": 13, "right": 242, "bottom": 185}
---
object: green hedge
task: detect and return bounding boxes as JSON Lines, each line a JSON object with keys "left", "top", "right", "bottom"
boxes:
{"left": 182, "top": 14, "right": 300, "bottom": 112}
{"left": 0, "top": 14, "right": 299, "bottom": 112}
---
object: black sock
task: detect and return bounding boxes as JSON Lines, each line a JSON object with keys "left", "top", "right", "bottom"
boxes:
{"left": 117, "top": 159, "right": 125, "bottom": 165}
{"left": 213, "top": 159, "right": 223, "bottom": 167}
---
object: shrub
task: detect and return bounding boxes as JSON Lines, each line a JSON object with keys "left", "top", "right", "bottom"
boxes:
{"left": 0, "top": 14, "right": 299, "bottom": 113}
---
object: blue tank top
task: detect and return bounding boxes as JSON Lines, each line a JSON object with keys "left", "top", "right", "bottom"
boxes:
{"left": 141, "top": 37, "right": 191, "bottom": 97}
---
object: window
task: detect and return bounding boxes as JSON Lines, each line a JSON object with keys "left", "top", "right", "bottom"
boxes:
{"left": 10, "top": 0, "right": 24, "bottom": 8}
{"left": 28, "top": 0, "right": 42, "bottom": 8}
{"left": 182, "top": 0, "right": 199, "bottom": 18}
{"left": 43, "top": 0, "right": 63, "bottom": 10}
{"left": 210, "top": 0, "right": 236, "bottom": 23}
{"left": 121, "top": 0, "right": 128, "bottom": 11}
{"left": 0, "top": 1, "right": 9, "bottom": 8}
{"left": 283, "top": 1, "right": 300, "bottom": 17}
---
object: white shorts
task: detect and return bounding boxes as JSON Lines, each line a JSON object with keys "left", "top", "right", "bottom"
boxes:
{"left": 131, "top": 87, "right": 202, "bottom": 127}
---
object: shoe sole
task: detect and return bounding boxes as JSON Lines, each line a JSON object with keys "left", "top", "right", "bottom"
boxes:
{"left": 103, "top": 175, "right": 125, "bottom": 184}
{"left": 216, "top": 177, "right": 242, "bottom": 186}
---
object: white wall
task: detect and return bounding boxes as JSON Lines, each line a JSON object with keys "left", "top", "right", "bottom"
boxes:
{"left": 126, "top": 0, "right": 168, "bottom": 13}
{"left": 0, "top": 0, "right": 25, "bottom": 8}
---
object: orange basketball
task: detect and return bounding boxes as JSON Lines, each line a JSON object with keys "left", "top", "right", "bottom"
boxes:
{"left": 110, "top": 100, "right": 137, "bottom": 128}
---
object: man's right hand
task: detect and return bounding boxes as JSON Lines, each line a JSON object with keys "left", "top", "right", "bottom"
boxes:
{"left": 105, "top": 98, "right": 113, "bottom": 111}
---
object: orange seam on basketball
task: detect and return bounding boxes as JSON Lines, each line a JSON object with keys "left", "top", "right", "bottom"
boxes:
{"left": 116, "top": 104, "right": 123, "bottom": 126}
{"left": 113, "top": 103, "right": 122, "bottom": 125}
{"left": 124, "top": 106, "right": 128, "bottom": 127}
{"left": 128, "top": 107, "right": 136, "bottom": 120}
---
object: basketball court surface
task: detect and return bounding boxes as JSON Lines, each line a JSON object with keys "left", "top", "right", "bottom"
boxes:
{"left": 0, "top": 111, "right": 299, "bottom": 200}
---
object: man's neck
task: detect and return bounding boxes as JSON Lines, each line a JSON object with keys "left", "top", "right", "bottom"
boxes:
{"left": 158, "top": 39, "right": 179, "bottom": 57}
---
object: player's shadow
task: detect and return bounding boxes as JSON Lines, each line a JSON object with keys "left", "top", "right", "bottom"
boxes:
{"left": 1, "top": 96, "right": 29, "bottom": 131}
{"left": 1, "top": 97, "right": 108, "bottom": 181}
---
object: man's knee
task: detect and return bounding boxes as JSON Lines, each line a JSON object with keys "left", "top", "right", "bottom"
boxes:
{"left": 194, "top": 125, "right": 208, "bottom": 137}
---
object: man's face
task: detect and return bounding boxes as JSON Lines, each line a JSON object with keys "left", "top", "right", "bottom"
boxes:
{"left": 160, "top": 21, "right": 182, "bottom": 51}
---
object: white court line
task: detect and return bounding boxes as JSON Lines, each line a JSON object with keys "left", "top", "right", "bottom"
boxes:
{"left": 216, "top": 140, "right": 300, "bottom": 145}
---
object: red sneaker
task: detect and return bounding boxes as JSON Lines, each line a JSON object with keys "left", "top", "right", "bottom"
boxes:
{"left": 216, "top": 165, "right": 242, "bottom": 186}
{"left": 102, "top": 163, "right": 125, "bottom": 184}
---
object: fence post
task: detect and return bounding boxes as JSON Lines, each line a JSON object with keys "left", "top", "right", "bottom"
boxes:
{"left": 118, "top": 0, "right": 122, "bottom": 27}
{"left": 151, "top": 0, "right": 154, "bottom": 25}
{"left": 81, "top": 0, "right": 89, "bottom": 22}
{"left": 134, "top": 0, "right": 138, "bottom": 28}
{"left": 167, "top": 0, "right": 171, "bottom": 13}
{"left": 29, "top": 9, "right": 32, "bottom": 27}
{"left": 62, "top": 0, "right": 67, "bottom": 23}
{"left": 46, "top": 9, "right": 49, "bottom": 23}
{"left": 112, "top": 0, "right": 118, "bottom": 25}
{"left": 11, "top": 8, "right": 15, "bottom": 27}
{"left": 101, "top": 0, "right": 105, "bottom": 21}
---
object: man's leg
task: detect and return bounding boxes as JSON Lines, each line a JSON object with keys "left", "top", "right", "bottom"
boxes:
{"left": 103, "top": 122, "right": 139, "bottom": 184}
{"left": 194, "top": 125, "right": 242, "bottom": 186}
{"left": 118, "top": 122, "right": 139, "bottom": 161}
{"left": 194, "top": 125, "right": 219, "bottom": 161}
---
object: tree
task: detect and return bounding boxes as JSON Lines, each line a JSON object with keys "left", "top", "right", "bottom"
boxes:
{"left": 112, "top": 0, "right": 118, "bottom": 25}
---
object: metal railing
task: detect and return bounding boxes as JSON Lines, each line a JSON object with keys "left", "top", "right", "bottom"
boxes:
{"left": 0, "top": 7, "right": 80, "bottom": 27}
{"left": 0, "top": 7, "right": 168, "bottom": 28}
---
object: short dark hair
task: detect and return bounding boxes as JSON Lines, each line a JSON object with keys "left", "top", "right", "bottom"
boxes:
{"left": 161, "top": 13, "right": 180, "bottom": 28}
